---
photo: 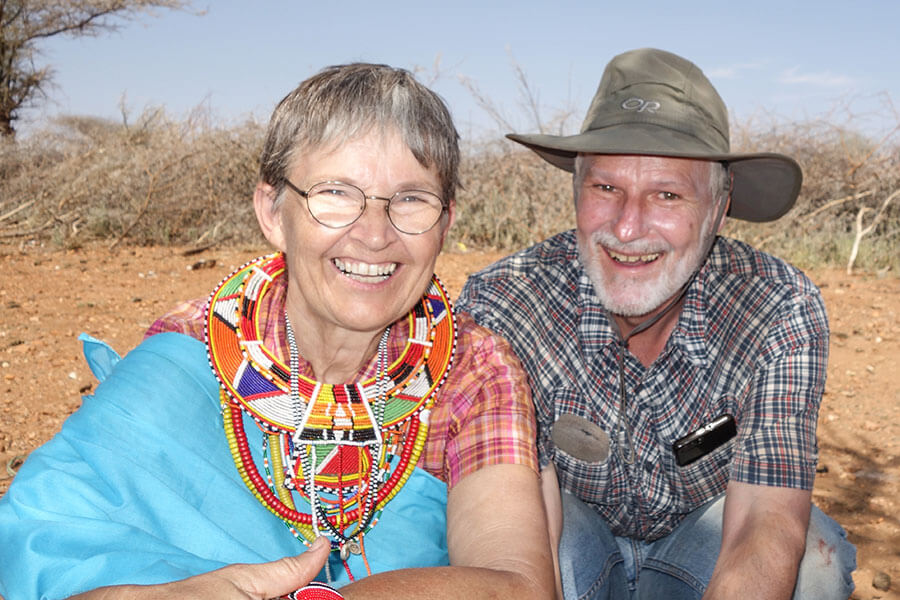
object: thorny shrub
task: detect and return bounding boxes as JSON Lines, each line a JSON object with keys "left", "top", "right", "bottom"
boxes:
{"left": 0, "top": 109, "right": 265, "bottom": 249}
{"left": 1, "top": 107, "right": 898, "bottom": 274}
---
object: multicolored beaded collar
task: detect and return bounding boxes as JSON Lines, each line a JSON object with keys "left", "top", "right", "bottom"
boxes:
{"left": 206, "top": 252, "right": 456, "bottom": 574}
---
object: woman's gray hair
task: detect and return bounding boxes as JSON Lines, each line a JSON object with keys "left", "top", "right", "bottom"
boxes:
{"left": 259, "top": 63, "right": 460, "bottom": 204}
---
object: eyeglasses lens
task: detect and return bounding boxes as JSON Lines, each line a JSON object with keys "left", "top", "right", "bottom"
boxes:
{"left": 305, "top": 182, "right": 443, "bottom": 234}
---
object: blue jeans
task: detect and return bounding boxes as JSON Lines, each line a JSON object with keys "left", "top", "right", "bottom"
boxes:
{"left": 558, "top": 491, "right": 856, "bottom": 600}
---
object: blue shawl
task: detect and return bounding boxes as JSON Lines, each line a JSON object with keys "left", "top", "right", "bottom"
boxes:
{"left": 0, "top": 333, "right": 448, "bottom": 600}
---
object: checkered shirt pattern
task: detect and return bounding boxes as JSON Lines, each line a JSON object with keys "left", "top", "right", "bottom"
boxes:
{"left": 146, "top": 273, "right": 539, "bottom": 487}
{"left": 456, "top": 231, "right": 828, "bottom": 541}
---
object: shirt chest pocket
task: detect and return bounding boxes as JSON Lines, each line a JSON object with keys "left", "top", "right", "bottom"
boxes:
{"left": 666, "top": 398, "right": 742, "bottom": 511}
{"left": 671, "top": 435, "right": 734, "bottom": 510}
{"left": 548, "top": 389, "right": 627, "bottom": 506}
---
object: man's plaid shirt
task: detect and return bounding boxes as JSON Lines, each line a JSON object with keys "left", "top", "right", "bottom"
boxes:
{"left": 456, "top": 231, "right": 828, "bottom": 541}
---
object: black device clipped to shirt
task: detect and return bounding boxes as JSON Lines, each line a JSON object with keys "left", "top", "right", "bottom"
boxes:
{"left": 672, "top": 413, "right": 737, "bottom": 467}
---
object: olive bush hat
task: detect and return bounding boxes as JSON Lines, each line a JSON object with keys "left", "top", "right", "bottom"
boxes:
{"left": 507, "top": 48, "right": 802, "bottom": 222}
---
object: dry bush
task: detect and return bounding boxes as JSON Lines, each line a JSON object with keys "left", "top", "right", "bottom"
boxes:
{"left": 449, "top": 139, "right": 573, "bottom": 250}
{"left": 2, "top": 102, "right": 898, "bottom": 275}
{"left": 726, "top": 105, "right": 900, "bottom": 274}
{"left": 0, "top": 107, "right": 265, "bottom": 249}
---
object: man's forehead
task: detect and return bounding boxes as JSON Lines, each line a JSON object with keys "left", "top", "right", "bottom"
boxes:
{"left": 576, "top": 153, "right": 714, "bottom": 180}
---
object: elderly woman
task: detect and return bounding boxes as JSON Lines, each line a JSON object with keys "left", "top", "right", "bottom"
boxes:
{"left": 0, "top": 64, "right": 555, "bottom": 599}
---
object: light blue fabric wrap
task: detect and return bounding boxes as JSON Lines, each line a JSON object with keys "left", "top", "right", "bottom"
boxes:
{"left": 0, "top": 333, "right": 448, "bottom": 600}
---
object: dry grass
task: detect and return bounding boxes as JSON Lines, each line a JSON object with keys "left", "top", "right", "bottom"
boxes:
{"left": 2, "top": 104, "right": 898, "bottom": 274}
{"left": 0, "top": 107, "right": 265, "bottom": 250}
{"left": 726, "top": 107, "right": 900, "bottom": 274}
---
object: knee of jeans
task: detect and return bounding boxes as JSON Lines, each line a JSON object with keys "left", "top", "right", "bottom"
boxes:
{"left": 559, "top": 491, "right": 617, "bottom": 560}
{"left": 794, "top": 507, "right": 857, "bottom": 600}
{"left": 558, "top": 491, "right": 625, "bottom": 599}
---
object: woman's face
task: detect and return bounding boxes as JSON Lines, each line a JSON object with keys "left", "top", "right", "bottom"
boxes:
{"left": 256, "top": 129, "right": 452, "bottom": 338}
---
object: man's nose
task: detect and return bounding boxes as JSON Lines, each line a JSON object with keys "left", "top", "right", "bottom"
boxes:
{"left": 611, "top": 195, "right": 647, "bottom": 242}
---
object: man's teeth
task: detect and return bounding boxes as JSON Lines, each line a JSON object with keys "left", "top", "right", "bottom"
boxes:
{"left": 333, "top": 258, "right": 397, "bottom": 279}
{"left": 607, "top": 249, "right": 661, "bottom": 264}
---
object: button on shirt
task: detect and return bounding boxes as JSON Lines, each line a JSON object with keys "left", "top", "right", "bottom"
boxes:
{"left": 456, "top": 231, "right": 828, "bottom": 541}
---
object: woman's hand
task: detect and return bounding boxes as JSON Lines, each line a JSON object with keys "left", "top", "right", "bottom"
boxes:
{"left": 70, "top": 536, "right": 331, "bottom": 600}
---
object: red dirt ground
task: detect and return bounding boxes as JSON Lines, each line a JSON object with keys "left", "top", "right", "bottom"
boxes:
{"left": 1, "top": 241, "right": 898, "bottom": 599}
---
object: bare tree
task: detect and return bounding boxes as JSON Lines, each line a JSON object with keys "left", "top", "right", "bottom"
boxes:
{"left": 0, "top": 0, "right": 195, "bottom": 138}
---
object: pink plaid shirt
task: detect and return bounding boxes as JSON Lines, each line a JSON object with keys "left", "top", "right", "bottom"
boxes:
{"left": 146, "top": 274, "right": 538, "bottom": 487}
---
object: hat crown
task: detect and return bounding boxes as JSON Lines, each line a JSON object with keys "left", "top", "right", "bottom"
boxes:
{"left": 582, "top": 48, "right": 730, "bottom": 154}
{"left": 504, "top": 48, "right": 802, "bottom": 222}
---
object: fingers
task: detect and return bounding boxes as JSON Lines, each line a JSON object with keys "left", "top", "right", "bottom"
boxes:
{"left": 240, "top": 536, "right": 331, "bottom": 599}
{"left": 284, "top": 536, "right": 331, "bottom": 581}
{"left": 67, "top": 538, "right": 334, "bottom": 600}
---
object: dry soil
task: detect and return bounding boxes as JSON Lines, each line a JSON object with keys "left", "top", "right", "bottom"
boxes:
{"left": 0, "top": 242, "right": 898, "bottom": 599}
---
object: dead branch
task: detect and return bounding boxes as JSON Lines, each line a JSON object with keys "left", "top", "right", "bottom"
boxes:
{"left": 109, "top": 169, "right": 163, "bottom": 251}
{"left": 0, "top": 199, "right": 35, "bottom": 223}
{"left": 108, "top": 152, "right": 196, "bottom": 250}
{"left": 510, "top": 56, "right": 543, "bottom": 133}
{"left": 754, "top": 232, "right": 779, "bottom": 251}
{"left": 847, "top": 189, "right": 900, "bottom": 275}
{"left": 0, "top": 220, "right": 55, "bottom": 238}
{"left": 181, "top": 220, "right": 225, "bottom": 255}
{"left": 457, "top": 74, "right": 515, "bottom": 133}
{"left": 847, "top": 123, "right": 900, "bottom": 179}
{"left": 804, "top": 190, "right": 875, "bottom": 221}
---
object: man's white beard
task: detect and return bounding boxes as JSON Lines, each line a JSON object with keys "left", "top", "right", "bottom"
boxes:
{"left": 577, "top": 212, "right": 718, "bottom": 318}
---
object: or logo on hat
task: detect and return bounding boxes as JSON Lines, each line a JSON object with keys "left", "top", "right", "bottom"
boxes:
{"left": 621, "top": 97, "right": 660, "bottom": 113}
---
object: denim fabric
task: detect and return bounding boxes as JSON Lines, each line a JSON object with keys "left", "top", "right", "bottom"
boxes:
{"left": 559, "top": 490, "right": 856, "bottom": 600}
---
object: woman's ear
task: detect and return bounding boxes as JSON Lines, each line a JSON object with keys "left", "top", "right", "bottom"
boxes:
{"left": 445, "top": 199, "right": 457, "bottom": 229}
{"left": 438, "top": 199, "right": 456, "bottom": 245}
{"left": 254, "top": 182, "right": 286, "bottom": 251}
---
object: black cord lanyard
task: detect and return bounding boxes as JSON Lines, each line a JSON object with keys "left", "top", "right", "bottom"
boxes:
{"left": 605, "top": 185, "right": 730, "bottom": 465}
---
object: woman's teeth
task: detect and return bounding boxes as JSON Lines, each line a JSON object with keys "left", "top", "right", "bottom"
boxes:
{"left": 333, "top": 258, "right": 397, "bottom": 281}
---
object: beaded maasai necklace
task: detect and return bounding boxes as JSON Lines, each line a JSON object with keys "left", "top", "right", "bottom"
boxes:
{"left": 206, "top": 252, "right": 456, "bottom": 576}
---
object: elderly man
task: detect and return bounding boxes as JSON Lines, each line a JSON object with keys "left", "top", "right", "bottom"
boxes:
{"left": 456, "top": 48, "right": 856, "bottom": 599}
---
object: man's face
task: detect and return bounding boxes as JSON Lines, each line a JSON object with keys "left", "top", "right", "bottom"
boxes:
{"left": 574, "top": 154, "right": 722, "bottom": 318}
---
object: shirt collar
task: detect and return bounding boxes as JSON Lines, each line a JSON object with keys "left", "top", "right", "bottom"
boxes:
{"left": 572, "top": 251, "right": 621, "bottom": 348}
{"left": 670, "top": 260, "right": 711, "bottom": 367}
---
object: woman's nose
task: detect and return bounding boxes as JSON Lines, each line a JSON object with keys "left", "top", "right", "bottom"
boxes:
{"left": 349, "top": 196, "right": 396, "bottom": 247}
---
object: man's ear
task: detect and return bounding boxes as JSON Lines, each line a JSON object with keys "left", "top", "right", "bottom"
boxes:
{"left": 718, "top": 173, "right": 734, "bottom": 233}
{"left": 716, "top": 195, "right": 731, "bottom": 233}
{"left": 254, "top": 182, "right": 286, "bottom": 251}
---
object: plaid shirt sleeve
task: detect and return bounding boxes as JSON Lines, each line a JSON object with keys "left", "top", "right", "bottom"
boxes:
{"left": 144, "top": 298, "right": 207, "bottom": 341}
{"left": 420, "top": 312, "right": 540, "bottom": 487}
{"left": 728, "top": 279, "right": 829, "bottom": 490}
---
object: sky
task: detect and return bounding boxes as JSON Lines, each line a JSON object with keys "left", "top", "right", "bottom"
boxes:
{"left": 21, "top": 0, "right": 900, "bottom": 141}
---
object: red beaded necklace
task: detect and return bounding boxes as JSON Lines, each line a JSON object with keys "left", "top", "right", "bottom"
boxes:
{"left": 207, "top": 253, "right": 456, "bottom": 555}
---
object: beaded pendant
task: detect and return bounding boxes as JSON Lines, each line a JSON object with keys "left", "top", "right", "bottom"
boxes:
{"left": 206, "top": 253, "right": 456, "bottom": 550}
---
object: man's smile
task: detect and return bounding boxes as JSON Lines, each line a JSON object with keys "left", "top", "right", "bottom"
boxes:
{"left": 606, "top": 248, "right": 662, "bottom": 265}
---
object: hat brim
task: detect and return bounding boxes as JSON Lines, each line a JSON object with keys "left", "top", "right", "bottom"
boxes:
{"left": 507, "top": 125, "right": 802, "bottom": 223}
